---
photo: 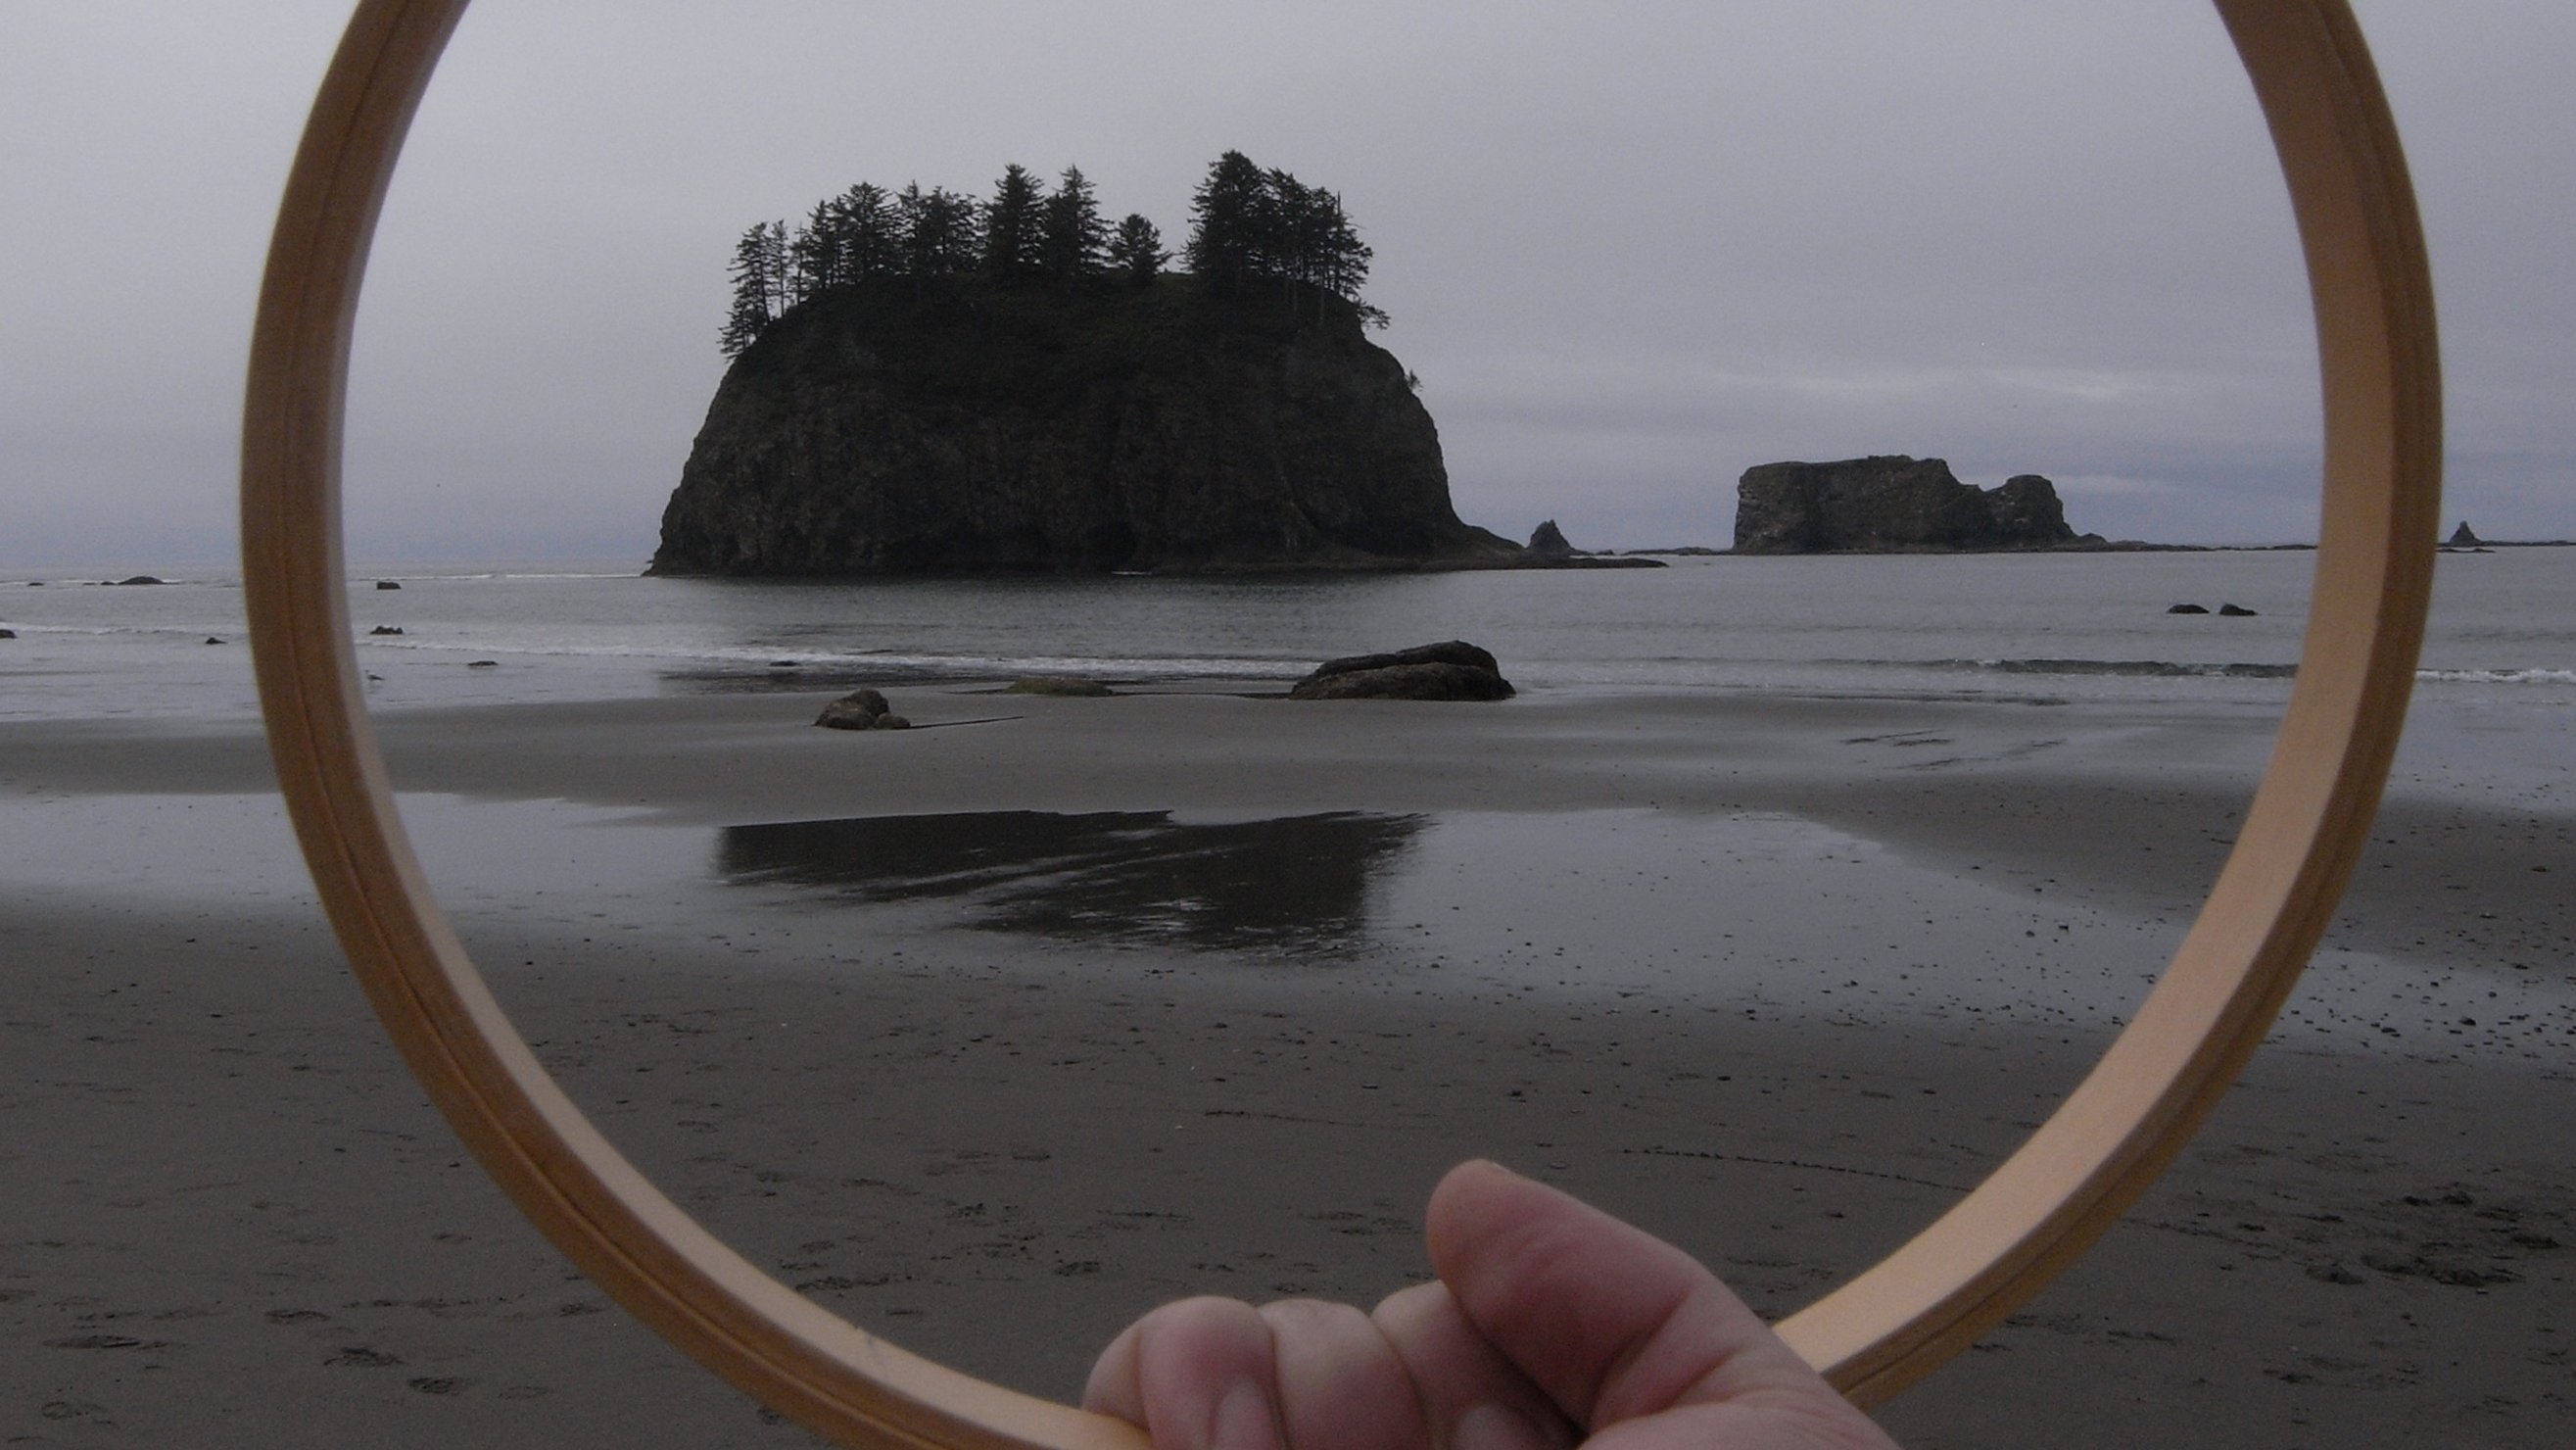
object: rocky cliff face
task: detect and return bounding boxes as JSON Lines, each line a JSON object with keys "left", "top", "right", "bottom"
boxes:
{"left": 651, "top": 278, "right": 1514, "bottom": 575}
{"left": 1732, "top": 456, "right": 2084, "bottom": 554}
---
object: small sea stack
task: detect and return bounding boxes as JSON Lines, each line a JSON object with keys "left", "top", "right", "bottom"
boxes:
{"left": 1526, "top": 519, "right": 1577, "bottom": 557}
{"left": 1734, "top": 457, "right": 2098, "bottom": 554}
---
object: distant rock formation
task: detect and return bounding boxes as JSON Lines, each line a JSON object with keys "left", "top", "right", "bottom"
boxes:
{"left": 1499, "top": 517, "right": 1664, "bottom": 569}
{"left": 2449, "top": 520, "right": 2483, "bottom": 547}
{"left": 1287, "top": 641, "right": 1514, "bottom": 701}
{"left": 652, "top": 277, "right": 1521, "bottom": 576}
{"left": 1526, "top": 519, "right": 1576, "bottom": 556}
{"left": 1733, "top": 456, "right": 2089, "bottom": 554}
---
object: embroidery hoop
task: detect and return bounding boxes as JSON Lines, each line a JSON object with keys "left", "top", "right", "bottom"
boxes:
{"left": 240, "top": 2, "right": 2439, "bottom": 1442}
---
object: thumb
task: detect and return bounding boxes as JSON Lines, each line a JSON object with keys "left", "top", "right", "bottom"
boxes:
{"left": 1423, "top": 1161, "right": 1869, "bottom": 1435}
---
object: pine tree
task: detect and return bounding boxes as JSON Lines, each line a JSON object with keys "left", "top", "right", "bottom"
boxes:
{"left": 980, "top": 164, "right": 1045, "bottom": 278}
{"left": 895, "top": 183, "right": 934, "bottom": 276}
{"left": 1184, "top": 150, "right": 1270, "bottom": 295}
{"left": 718, "top": 221, "right": 778, "bottom": 357}
{"left": 760, "top": 219, "right": 791, "bottom": 316}
{"left": 1039, "top": 165, "right": 1108, "bottom": 281}
{"left": 788, "top": 199, "right": 840, "bottom": 301}
{"left": 1311, "top": 188, "right": 1376, "bottom": 319}
{"left": 1262, "top": 169, "right": 1308, "bottom": 284}
{"left": 894, "top": 184, "right": 979, "bottom": 277}
{"left": 1105, "top": 213, "right": 1168, "bottom": 287}
{"left": 923, "top": 187, "right": 981, "bottom": 273}
{"left": 832, "top": 182, "right": 899, "bottom": 279}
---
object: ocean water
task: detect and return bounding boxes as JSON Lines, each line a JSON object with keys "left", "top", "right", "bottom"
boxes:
{"left": 3, "top": 548, "right": 2570, "bottom": 722}
{"left": 8, "top": 549, "right": 2569, "bottom": 1065}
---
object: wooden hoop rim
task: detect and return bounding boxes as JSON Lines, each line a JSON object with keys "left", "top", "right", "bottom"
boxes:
{"left": 240, "top": 2, "right": 2438, "bottom": 1441}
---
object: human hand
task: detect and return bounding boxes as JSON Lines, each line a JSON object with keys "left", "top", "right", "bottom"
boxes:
{"left": 1084, "top": 1160, "right": 1898, "bottom": 1450}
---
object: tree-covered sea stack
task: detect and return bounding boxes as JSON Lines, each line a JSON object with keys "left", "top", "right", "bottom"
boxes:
{"left": 655, "top": 153, "right": 1511, "bottom": 576}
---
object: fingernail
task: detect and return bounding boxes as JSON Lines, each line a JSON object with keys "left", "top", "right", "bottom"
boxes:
{"left": 1454, "top": 1403, "right": 1552, "bottom": 1450}
{"left": 1209, "top": 1378, "right": 1279, "bottom": 1450}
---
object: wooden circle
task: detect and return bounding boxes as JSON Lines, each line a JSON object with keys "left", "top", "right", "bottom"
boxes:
{"left": 240, "top": 1, "right": 2439, "bottom": 1442}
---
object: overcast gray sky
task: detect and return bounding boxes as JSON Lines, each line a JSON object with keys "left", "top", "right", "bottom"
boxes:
{"left": 5, "top": 2, "right": 2569, "bottom": 568}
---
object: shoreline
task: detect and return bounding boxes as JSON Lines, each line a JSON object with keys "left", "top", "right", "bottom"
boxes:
{"left": 4, "top": 685, "right": 2568, "bottom": 1446}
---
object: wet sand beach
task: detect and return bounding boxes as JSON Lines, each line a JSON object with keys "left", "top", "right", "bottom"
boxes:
{"left": 4, "top": 684, "right": 2569, "bottom": 1447}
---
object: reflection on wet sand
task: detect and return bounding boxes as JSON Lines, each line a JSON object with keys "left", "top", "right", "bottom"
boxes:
{"left": 717, "top": 810, "right": 1424, "bottom": 955}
